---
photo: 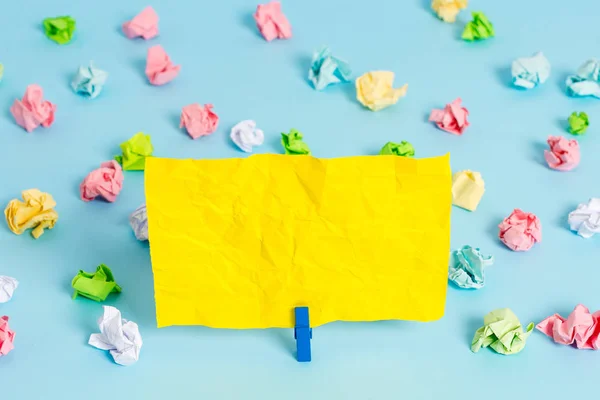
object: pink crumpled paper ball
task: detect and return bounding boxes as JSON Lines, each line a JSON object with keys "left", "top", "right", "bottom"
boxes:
{"left": 80, "top": 160, "right": 124, "bottom": 202}
{"left": 180, "top": 103, "right": 219, "bottom": 139}
{"left": 428, "top": 97, "right": 469, "bottom": 135}
{"left": 254, "top": 1, "right": 292, "bottom": 42}
{"left": 537, "top": 304, "right": 600, "bottom": 350}
{"left": 122, "top": 6, "right": 159, "bottom": 40}
{"left": 0, "top": 316, "right": 15, "bottom": 356}
{"left": 498, "top": 208, "right": 542, "bottom": 251}
{"left": 544, "top": 135, "right": 580, "bottom": 171}
{"left": 145, "top": 45, "right": 180, "bottom": 86}
{"left": 10, "top": 84, "right": 56, "bottom": 132}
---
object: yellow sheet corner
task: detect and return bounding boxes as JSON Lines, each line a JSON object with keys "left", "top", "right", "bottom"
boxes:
{"left": 145, "top": 154, "right": 452, "bottom": 329}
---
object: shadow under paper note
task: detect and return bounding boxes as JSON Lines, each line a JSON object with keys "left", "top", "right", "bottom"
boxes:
{"left": 266, "top": 328, "right": 296, "bottom": 360}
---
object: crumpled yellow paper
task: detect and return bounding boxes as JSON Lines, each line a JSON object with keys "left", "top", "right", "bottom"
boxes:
{"left": 146, "top": 154, "right": 451, "bottom": 329}
{"left": 4, "top": 189, "right": 58, "bottom": 239}
{"left": 356, "top": 71, "right": 408, "bottom": 111}
{"left": 452, "top": 170, "right": 484, "bottom": 211}
{"left": 431, "top": 0, "right": 468, "bottom": 23}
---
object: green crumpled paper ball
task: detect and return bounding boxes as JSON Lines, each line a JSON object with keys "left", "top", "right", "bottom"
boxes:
{"left": 379, "top": 141, "right": 415, "bottom": 157}
{"left": 281, "top": 129, "right": 311, "bottom": 155}
{"left": 568, "top": 111, "right": 589, "bottom": 135}
{"left": 462, "top": 11, "right": 494, "bottom": 41}
{"left": 114, "top": 132, "right": 154, "bottom": 171}
{"left": 43, "top": 16, "right": 76, "bottom": 45}
{"left": 471, "top": 308, "right": 534, "bottom": 355}
{"left": 71, "top": 264, "right": 122, "bottom": 302}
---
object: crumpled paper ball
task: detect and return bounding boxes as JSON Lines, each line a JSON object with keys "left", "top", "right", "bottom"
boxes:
{"left": 536, "top": 304, "right": 600, "bottom": 349}
{"left": 0, "top": 276, "right": 18, "bottom": 304}
{"left": 512, "top": 52, "right": 551, "bottom": 89}
{"left": 80, "top": 160, "right": 124, "bottom": 202}
{"left": 0, "top": 316, "right": 15, "bottom": 356}
{"left": 429, "top": 98, "right": 469, "bottom": 135}
{"left": 471, "top": 309, "right": 534, "bottom": 355}
{"left": 308, "top": 46, "right": 351, "bottom": 91}
{"left": 568, "top": 111, "right": 589, "bottom": 135}
{"left": 281, "top": 129, "right": 310, "bottom": 155}
{"left": 355, "top": 71, "right": 408, "bottom": 111}
{"left": 71, "top": 62, "right": 108, "bottom": 99}
{"left": 88, "top": 306, "right": 142, "bottom": 366}
{"left": 43, "top": 15, "right": 76, "bottom": 44}
{"left": 180, "top": 103, "right": 219, "bottom": 139}
{"left": 379, "top": 141, "right": 414, "bottom": 156}
{"left": 498, "top": 209, "right": 541, "bottom": 251}
{"left": 4, "top": 189, "right": 58, "bottom": 239}
{"left": 452, "top": 170, "right": 484, "bottom": 211}
{"left": 431, "top": 0, "right": 468, "bottom": 23}
{"left": 114, "top": 132, "right": 154, "bottom": 171}
{"left": 462, "top": 11, "right": 494, "bottom": 41}
{"left": 230, "top": 120, "right": 264, "bottom": 152}
{"left": 566, "top": 59, "right": 600, "bottom": 98}
{"left": 129, "top": 204, "right": 148, "bottom": 241}
{"left": 10, "top": 84, "right": 56, "bottom": 132}
{"left": 253, "top": 1, "right": 292, "bottom": 42}
{"left": 72, "top": 264, "right": 122, "bottom": 302}
{"left": 544, "top": 135, "right": 580, "bottom": 171}
{"left": 568, "top": 198, "right": 600, "bottom": 238}
{"left": 448, "top": 245, "right": 494, "bottom": 289}
{"left": 122, "top": 6, "right": 159, "bottom": 40}
{"left": 145, "top": 45, "right": 180, "bottom": 86}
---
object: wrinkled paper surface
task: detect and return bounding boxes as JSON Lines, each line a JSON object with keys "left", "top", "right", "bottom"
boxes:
{"left": 145, "top": 154, "right": 451, "bottom": 328}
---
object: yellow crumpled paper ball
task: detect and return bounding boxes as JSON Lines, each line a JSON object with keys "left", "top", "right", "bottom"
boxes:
{"left": 356, "top": 71, "right": 408, "bottom": 111}
{"left": 431, "top": 0, "right": 468, "bottom": 23}
{"left": 4, "top": 189, "right": 59, "bottom": 239}
{"left": 452, "top": 170, "right": 484, "bottom": 211}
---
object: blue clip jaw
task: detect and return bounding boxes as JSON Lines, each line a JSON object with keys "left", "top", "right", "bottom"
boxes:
{"left": 294, "top": 307, "right": 312, "bottom": 362}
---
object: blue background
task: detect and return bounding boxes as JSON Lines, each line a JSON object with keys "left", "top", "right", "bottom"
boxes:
{"left": 1, "top": 0, "right": 599, "bottom": 398}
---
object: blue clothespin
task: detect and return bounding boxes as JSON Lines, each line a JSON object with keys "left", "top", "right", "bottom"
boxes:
{"left": 294, "top": 306, "right": 312, "bottom": 362}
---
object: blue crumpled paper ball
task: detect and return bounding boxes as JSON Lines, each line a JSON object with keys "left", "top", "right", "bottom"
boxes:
{"left": 308, "top": 46, "right": 352, "bottom": 91}
{"left": 71, "top": 62, "right": 108, "bottom": 99}
{"left": 511, "top": 52, "right": 551, "bottom": 89}
{"left": 448, "top": 245, "right": 494, "bottom": 289}
{"left": 566, "top": 59, "right": 600, "bottom": 98}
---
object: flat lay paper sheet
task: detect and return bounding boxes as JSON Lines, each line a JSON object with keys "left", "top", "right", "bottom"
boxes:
{"left": 145, "top": 154, "right": 452, "bottom": 329}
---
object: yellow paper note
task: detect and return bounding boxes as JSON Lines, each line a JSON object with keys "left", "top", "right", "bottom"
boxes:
{"left": 452, "top": 170, "right": 485, "bottom": 211}
{"left": 356, "top": 71, "right": 408, "bottom": 111}
{"left": 146, "top": 154, "right": 451, "bottom": 329}
{"left": 432, "top": 0, "right": 468, "bottom": 23}
{"left": 4, "top": 189, "right": 58, "bottom": 239}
